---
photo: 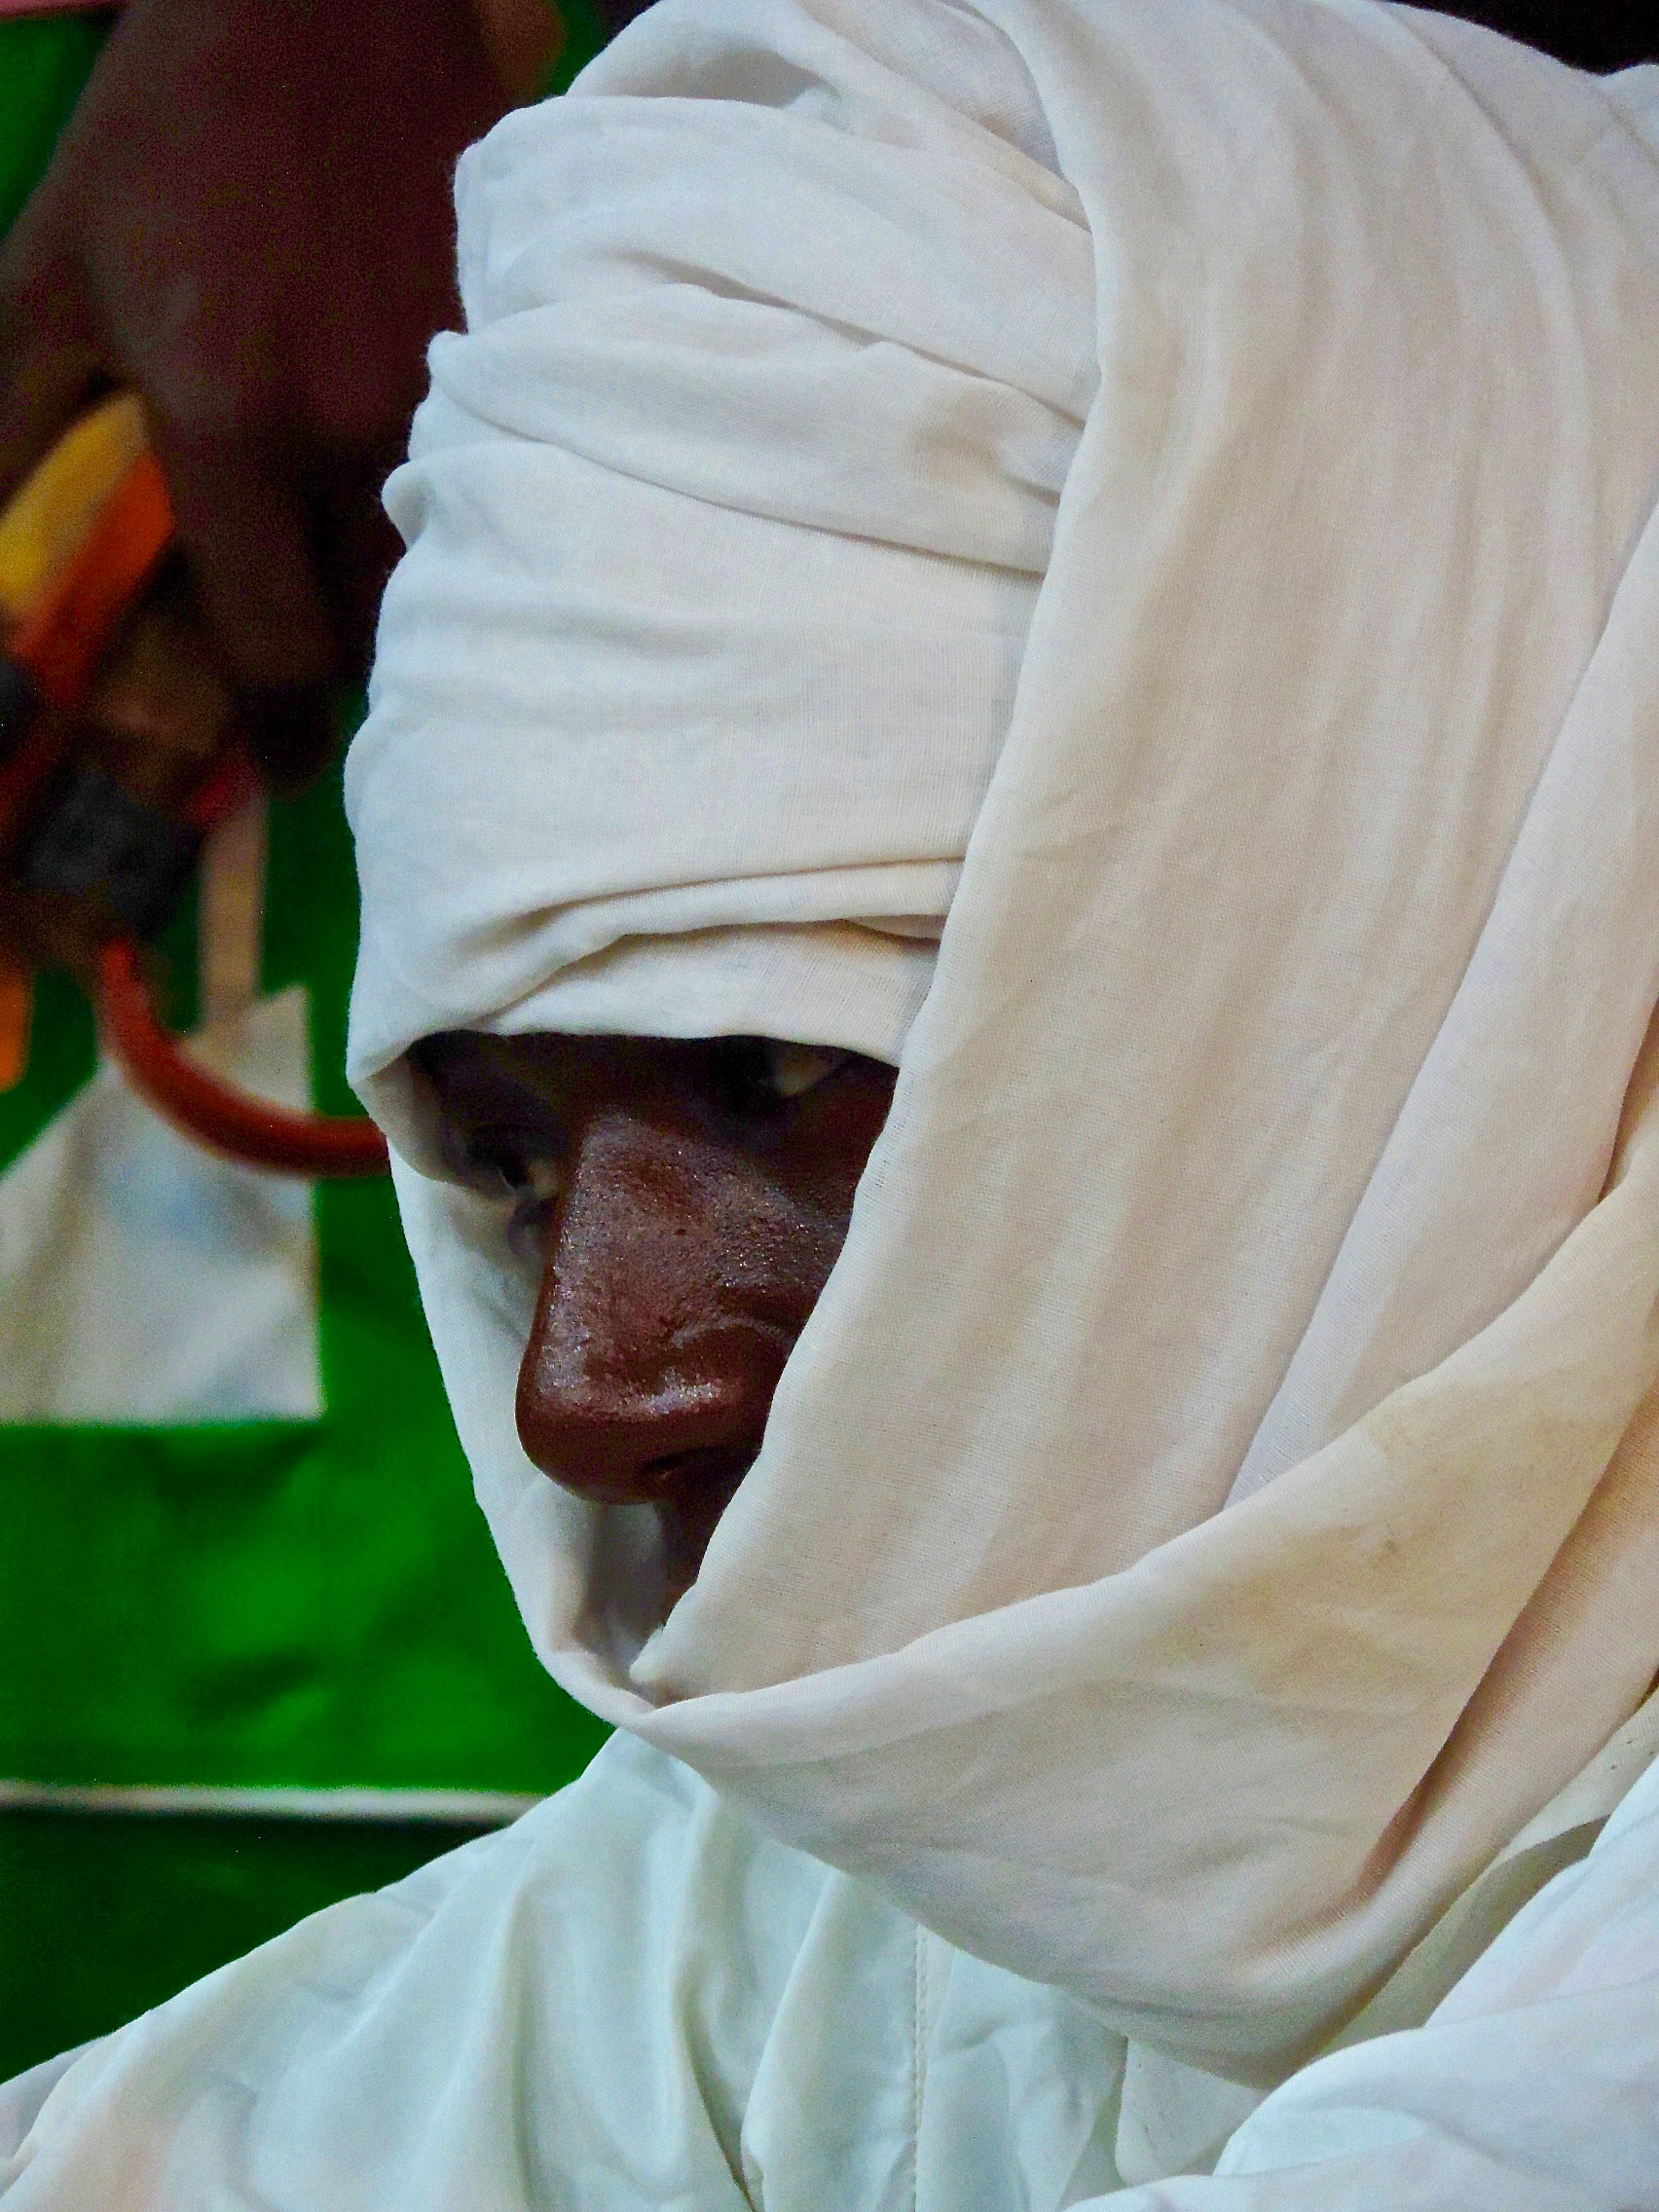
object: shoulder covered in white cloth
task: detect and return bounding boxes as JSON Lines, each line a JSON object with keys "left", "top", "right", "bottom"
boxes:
{"left": 9, "top": 1729, "right": 1659, "bottom": 2209}
{"left": 1107, "top": 1739, "right": 1659, "bottom": 2210}
{"left": 0, "top": 1737, "right": 1124, "bottom": 2210}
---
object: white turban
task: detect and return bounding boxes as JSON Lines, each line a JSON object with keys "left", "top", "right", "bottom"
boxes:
{"left": 348, "top": 0, "right": 1659, "bottom": 2081}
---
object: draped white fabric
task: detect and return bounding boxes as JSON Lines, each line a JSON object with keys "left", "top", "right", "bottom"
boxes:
{"left": 11, "top": 1724, "right": 1659, "bottom": 2209}
{"left": 349, "top": 0, "right": 1659, "bottom": 2083}
{"left": 10, "top": 5, "right": 1659, "bottom": 2205}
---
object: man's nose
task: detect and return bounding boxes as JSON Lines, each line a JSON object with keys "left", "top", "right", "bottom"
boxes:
{"left": 514, "top": 1115, "right": 788, "bottom": 1504}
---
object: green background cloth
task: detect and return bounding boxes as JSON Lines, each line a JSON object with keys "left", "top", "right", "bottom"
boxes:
{"left": 1, "top": 2, "right": 612, "bottom": 2079}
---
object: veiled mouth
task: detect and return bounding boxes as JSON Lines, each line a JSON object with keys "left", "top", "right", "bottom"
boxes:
{"left": 654, "top": 1448, "right": 757, "bottom": 1603}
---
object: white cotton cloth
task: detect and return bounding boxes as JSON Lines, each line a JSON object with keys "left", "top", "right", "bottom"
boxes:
{"left": 16, "top": 1, "right": 1659, "bottom": 2203}
{"left": 348, "top": 0, "right": 1659, "bottom": 2084}
{"left": 10, "top": 1714, "right": 1659, "bottom": 2209}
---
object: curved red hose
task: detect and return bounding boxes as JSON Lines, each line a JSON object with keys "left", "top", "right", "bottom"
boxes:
{"left": 3, "top": 420, "right": 389, "bottom": 1178}
{"left": 96, "top": 938, "right": 389, "bottom": 1177}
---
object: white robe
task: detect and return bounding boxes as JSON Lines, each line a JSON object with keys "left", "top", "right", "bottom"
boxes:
{"left": 8, "top": 1720, "right": 1659, "bottom": 2206}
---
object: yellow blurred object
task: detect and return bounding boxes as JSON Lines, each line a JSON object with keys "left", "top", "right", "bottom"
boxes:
{"left": 0, "top": 392, "right": 149, "bottom": 625}
{"left": 0, "top": 950, "right": 32, "bottom": 1091}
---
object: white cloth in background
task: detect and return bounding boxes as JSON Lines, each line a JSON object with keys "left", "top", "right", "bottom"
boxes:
{"left": 11, "top": 1, "right": 1659, "bottom": 2203}
{"left": 0, "top": 987, "right": 319, "bottom": 1421}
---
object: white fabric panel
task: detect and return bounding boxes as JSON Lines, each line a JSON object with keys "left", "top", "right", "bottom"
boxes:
{"left": 0, "top": 987, "right": 319, "bottom": 1422}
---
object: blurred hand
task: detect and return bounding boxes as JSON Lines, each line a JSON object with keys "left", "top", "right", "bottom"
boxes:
{"left": 0, "top": 0, "right": 523, "bottom": 792}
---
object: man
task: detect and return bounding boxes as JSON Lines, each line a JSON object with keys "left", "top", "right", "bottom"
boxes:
{"left": 7, "top": 1, "right": 1659, "bottom": 2205}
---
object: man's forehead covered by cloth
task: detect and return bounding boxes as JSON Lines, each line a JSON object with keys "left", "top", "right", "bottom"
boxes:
{"left": 348, "top": 0, "right": 1659, "bottom": 2078}
{"left": 348, "top": 0, "right": 1093, "bottom": 1095}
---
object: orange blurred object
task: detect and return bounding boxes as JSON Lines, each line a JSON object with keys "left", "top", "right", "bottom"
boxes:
{"left": 8, "top": 447, "right": 172, "bottom": 713}
{"left": 0, "top": 950, "right": 31, "bottom": 1091}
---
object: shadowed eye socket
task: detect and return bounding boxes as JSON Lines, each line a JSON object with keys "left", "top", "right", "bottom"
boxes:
{"left": 504, "top": 1153, "right": 564, "bottom": 1261}
{"left": 713, "top": 1040, "right": 856, "bottom": 1122}
{"left": 430, "top": 1115, "right": 565, "bottom": 1264}
{"left": 457, "top": 1146, "right": 566, "bottom": 1262}
{"left": 761, "top": 1042, "right": 853, "bottom": 1098}
{"left": 444, "top": 1126, "right": 564, "bottom": 1212}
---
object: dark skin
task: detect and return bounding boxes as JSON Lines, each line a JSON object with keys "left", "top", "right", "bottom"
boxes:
{"left": 0, "top": 0, "right": 528, "bottom": 791}
{"left": 0, "top": 0, "right": 649, "bottom": 790}
{"left": 411, "top": 1031, "right": 898, "bottom": 1602}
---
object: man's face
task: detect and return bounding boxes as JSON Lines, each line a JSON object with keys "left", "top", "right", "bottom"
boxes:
{"left": 412, "top": 1031, "right": 898, "bottom": 1601}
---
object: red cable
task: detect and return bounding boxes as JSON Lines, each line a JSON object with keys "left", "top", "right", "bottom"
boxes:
{"left": 95, "top": 938, "right": 389, "bottom": 1177}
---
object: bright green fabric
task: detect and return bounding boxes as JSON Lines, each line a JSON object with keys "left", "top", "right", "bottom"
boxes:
{"left": 0, "top": 14, "right": 106, "bottom": 238}
{"left": 0, "top": 1809, "right": 498, "bottom": 2080}
{"left": 550, "top": 0, "right": 609, "bottom": 90}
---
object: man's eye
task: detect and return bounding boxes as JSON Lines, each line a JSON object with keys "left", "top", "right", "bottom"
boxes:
{"left": 461, "top": 1141, "right": 563, "bottom": 1211}
{"left": 760, "top": 1042, "right": 852, "bottom": 1099}
{"left": 489, "top": 1153, "right": 564, "bottom": 1263}
{"left": 511, "top": 1156, "right": 564, "bottom": 1207}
